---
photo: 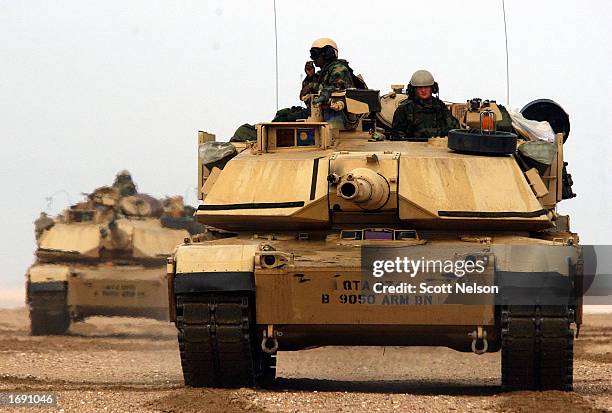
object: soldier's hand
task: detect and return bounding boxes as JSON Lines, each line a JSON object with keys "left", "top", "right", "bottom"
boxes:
{"left": 313, "top": 90, "right": 331, "bottom": 105}
{"left": 313, "top": 95, "right": 326, "bottom": 105}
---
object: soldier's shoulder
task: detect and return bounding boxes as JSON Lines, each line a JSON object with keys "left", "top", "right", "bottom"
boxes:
{"left": 330, "top": 59, "right": 351, "bottom": 72}
{"left": 433, "top": 97, "right": 449, "bottom": 109}
{"left": 397, "top": 99, "right": 415, "bottom": 109}
{"left": 335, "top": 59, "right": 350, "bottom": 66}
{"left": 394, "top": 101, "right": 414, "bottom": 118}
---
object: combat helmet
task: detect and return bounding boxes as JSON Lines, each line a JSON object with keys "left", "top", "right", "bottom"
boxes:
{"left": 310, "top": 38, "right": 339, "bottom": 60}
{"left": 407, "top": 69, "right": 439, "bottom": 96}
{"left": 113, "top": 169, "right": 137, "bottom": 197}
{"left": 311, "top": 38, "right": 338, "bottom": 51}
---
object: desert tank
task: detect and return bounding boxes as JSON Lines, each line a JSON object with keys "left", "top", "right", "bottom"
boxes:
{"left": 27, "top": 174, "right": 204, "bottom": 335}
{"left": 167, "top": 86, "right": 581, "bottom": 391}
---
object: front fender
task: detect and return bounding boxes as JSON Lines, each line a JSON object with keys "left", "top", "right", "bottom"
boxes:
{"left": 168, "top": 243, "right": 259, "bottom": 322}
{"left": 175, "top": 243, "right": 259, "bottom": 274}
{"left": 26, "top": 264, "right": 70, "bottom": 300}
{"left": 27, "top": 264, "right": 70, "bottom": 284}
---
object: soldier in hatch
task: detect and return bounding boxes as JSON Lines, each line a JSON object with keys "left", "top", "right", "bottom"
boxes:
{"left": 308, "top": 38, "right": 367, "bottom": 130}
{"left": 309, "top": 38, "right": 365, "bottom": 105}
{"left": 34, "top": 212, "right": 54, "bottom": 240}
{"left": 271, "top": 60, "right": 320, "bottom": 122}
{"left": 112, "top": 170, "right": 137, "bottom": 197}
{"left": 299, "top": 60, "right": 320, "bottom": 105}
{"left": 391, "top": 70, "right": 459, "bottom": 141}
{"left": 272, "top": 60, "right": 319, "bottom": 122}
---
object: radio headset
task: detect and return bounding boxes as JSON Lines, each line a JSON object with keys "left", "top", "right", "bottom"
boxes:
{"left": 406, "top": 81, "right": 439, "bottom": 98}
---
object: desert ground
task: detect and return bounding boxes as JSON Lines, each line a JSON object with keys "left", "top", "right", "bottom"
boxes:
{"left": 0, "top": 308, "right": 610, "bottom": 413}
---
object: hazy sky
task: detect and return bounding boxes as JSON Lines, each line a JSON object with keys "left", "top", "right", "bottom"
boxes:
{"left": 1, "top": 0, "right": 610, "bottom": 298}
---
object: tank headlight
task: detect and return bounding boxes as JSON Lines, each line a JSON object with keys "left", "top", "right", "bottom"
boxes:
{"left": 262, "top": 255, "right": 277, "bottom": 267}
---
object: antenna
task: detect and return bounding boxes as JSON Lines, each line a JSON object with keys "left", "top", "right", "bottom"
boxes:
{"left": 273, "top": 0, "right": 279, "bottom": 111}
{"left": 502, "top": 0, "right": 510, "bottom": 106}
{"left": 45, "top": 190, "right": 72, "bottom": 214}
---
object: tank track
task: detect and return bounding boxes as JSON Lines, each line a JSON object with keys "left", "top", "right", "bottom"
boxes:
{"left": 501, "top": 305, "right": 574, "bottom": 391}
{"left": 29, "top": 290, "right": 71, "bottom": 335}
{"left": 176, "top": 293, "right": 275, "bottom": 388}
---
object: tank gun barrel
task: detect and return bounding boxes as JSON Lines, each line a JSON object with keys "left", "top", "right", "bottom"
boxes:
{"left": 336, "top": 167, "right": 389, "bottom": 210}
{"left": 100, "top": 218, "right": 131, "bottom": 250}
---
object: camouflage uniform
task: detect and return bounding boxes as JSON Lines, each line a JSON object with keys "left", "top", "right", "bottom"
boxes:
{"left": 299, "top": 62, "right": 320, "bottom": 102}
{"left": 316, "top": 59, "right": 356, "bottom": 102}
{"left": 391, "top": 97, "right": 460, "bottom": 141}
{"left": 271, "top": 62, "right": 318, "bottom": 123}
{"left": 300, "top": 74, "right": 320, "bottom": 100}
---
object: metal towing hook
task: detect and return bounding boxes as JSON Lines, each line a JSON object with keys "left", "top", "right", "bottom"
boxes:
{"left": 261, "top": 325, "right": 280, "bottom": 354}
{"left": 469, "top": 327, "right": 488, "bottom": 355}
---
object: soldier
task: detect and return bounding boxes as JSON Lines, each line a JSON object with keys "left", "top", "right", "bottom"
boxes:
{"left": 112, "top": 170, "right": 137, "bottom": 197}
{"left": 309, "top": 38, "right": 365, "bottom": 105}
{"left": 270, "top": 61, "right": 319, "bottom": 123}
{"left": 34, "top": 212, "right": 54, "bottom": 240}
{"left": 299, "top": 60, "right": 320, "bottom": 104}
{"left": 391, "top": 70, "right": 459, "bottom": 141}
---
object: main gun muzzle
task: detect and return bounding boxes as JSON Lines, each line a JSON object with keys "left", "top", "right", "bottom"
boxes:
{"left": 336, "top": 168, "right": 390, "bottom": 210}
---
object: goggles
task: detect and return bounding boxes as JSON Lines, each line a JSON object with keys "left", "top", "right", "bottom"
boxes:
{"left": 309, "top": 48, "right": 323, "bottom": 60}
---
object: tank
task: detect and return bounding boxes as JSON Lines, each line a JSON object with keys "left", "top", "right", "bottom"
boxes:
{"left": 167, "top": 87, "right": 582, "bottom": 391}
{"left": 27, "top": 178, "right": 204, "bottom": 335}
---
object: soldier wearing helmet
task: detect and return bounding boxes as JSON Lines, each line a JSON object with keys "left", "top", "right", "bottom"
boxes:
{"left": 391, "top": 70, "right": 459, "bottom": 141}
{"left": 309, "top": 38, "right": 365, "bottom": 105}
{"left": 112, "top": 170, "right": 137, "bottom": 197}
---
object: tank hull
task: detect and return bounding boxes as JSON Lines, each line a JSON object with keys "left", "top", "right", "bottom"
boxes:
{"left": 27, "top": 263, "right": 169, "bottom": 326}
{"left": 169, "top": 233, "right": 579, "bottom": 351}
